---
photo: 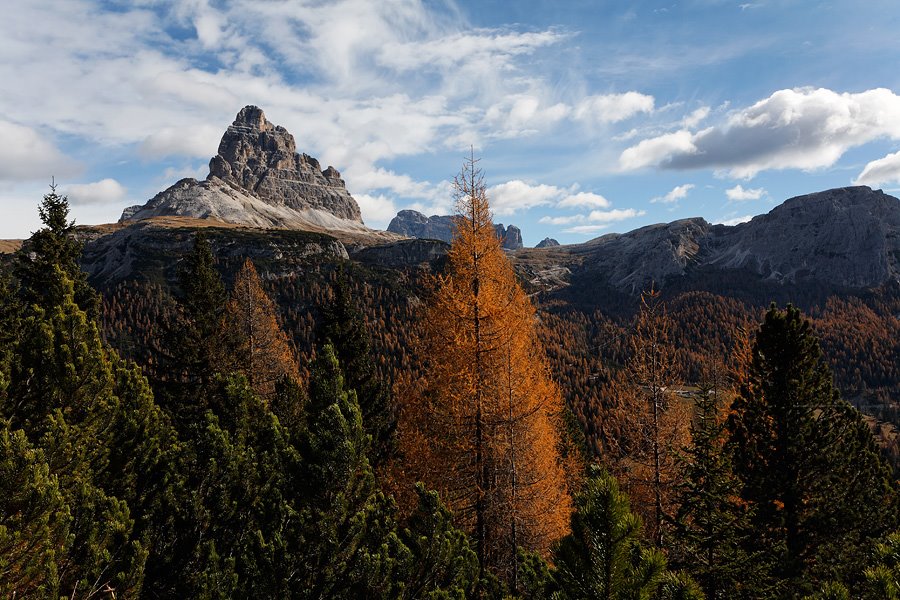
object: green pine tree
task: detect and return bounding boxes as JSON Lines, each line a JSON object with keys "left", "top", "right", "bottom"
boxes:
{"left": 14, "top": 182, "right": 98, "bottom": 317}
{"left": 727, "top": 304, "right": 898, "bottom": 595}
{"left": 161, "top": 231, "right": 228, "bottom": 420}
{"left": 551, "top": 467, "right": 667, "bottom": 600}
{"left": 318, "top": 270, "right": 396, "bottom": 467}
{"left": 398, "top": 483, "right": 479, "bottom": 599}
{"left": 2, "top": 270, "right": 149, "bottom": 597}
{"left": 296, "top": 343, "right": 401, "bottom": 597}
{"left": 0, "top": 422, "right": 71, "bottom": 598}
{"left": 672, "top": 381, "right": 766, "bottom": 599}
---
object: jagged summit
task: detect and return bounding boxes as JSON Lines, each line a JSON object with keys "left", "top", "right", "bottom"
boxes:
{"left": 387, "top": 209, "right": 524, "bottom": 249}
{"left": 122, "top": 106, "right": 366, "bottom": 232}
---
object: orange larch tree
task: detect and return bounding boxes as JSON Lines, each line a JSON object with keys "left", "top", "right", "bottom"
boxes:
{"left": 605, "top": 288, "right": 690, "bottom": 548}
{"left": 218, "top": 258, "right": 299, "bottom": 399}
{"left": 400, "top": 153, "right": 572, "bottom": 588}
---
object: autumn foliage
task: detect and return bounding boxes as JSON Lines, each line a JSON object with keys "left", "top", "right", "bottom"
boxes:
{"left": 217, "top": 258, "right": 300, "bottom": 398}
{"left": 400, "top": 155, "right": 572, "bottom": 585}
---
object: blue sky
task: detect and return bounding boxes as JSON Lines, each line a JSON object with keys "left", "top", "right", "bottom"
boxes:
{"left": 3, "top": 0, "right": 900, "bottom": 245}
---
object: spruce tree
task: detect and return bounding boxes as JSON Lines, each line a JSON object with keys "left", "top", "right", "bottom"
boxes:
{"left": 727, "top": 304, "right": 898, "bottom": 594}
{"left": 175, "top": 231, "right": 227, "bottom": 389}
{"left": 318, "top": 269, "right": 396, "bottom": 467}
{"left": 14, "top": 182, "right": 98, "bottom": 317}
{"left": 672, "top": 381, "right": 765, "bottom": 599}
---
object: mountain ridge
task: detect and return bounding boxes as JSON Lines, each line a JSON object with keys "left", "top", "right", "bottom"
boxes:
{"left": 121, "top": 106, "right": 386, "bottom": 237}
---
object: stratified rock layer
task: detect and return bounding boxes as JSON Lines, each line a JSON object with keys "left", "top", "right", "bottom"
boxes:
{"left": 123, "top": 106, "right": 365, "bottom": 231}
{"left": 536, "top": 237, "right": 560, "bottom": 248}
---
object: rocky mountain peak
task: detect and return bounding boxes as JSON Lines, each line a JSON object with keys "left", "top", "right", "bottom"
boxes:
{"left": 387, "top": 209, "right": 524, "bottom": 249}
{"left": 122, "top": 106, "right": 366, "bottom": 230}
{"left": 233, "top": 105, "right": 270, "bottom": 130}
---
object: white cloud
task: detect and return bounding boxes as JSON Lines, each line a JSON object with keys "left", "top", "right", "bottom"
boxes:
{"left": 539, "top": 214, "right": 583, "bottom": 226}
{"left": 619, "top": 130, "right": 697, "bottom": 171}
{"left": 574, "top": 92, "right": 655, "bottom": 124}
{"left": 725, "top": 184, "right": 767, "bottom": 201}
{"left": 557, "top": 192, "right": 611, "bottom": 209}
{"left": 651, "top": 183, "right": 694, "bottom": 204}
{"left": 717, "top": 215, "right": 753, "bottom": 226}
{"left": 854, "top": 150, "right": 900, "bottom": 186}
{"left": 619, "top": 88, "right": 900, "bottom": 178}
{"left": 0, "top": 120, "right": 78, "bottom": 182}
{"left": 140, "top": 124, "right": 224, "bottom": 159}
{"left": 489, "top": 180, "right": 571, "bottom": 215}
{"left": 64, "top": 178, "right": 127, "bottom": 205}
{"left": 587, "top": 208, "right": 644, "bottom": 222}
{"left": 484, "top": 95, "right": 570, "bottom": 138}
{"left": 563, "top": 224, "right": 616, "bottom": 235}
{"left": 355, "top": 193, "right": 398, "bottom": 228}
{"left": 682, "top": 106, "right": 710, "bottom": 128}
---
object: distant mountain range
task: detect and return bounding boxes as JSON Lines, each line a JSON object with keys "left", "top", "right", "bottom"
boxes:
{"left": 4, "top": 106, "right": 899, "bottom": 304}
{"left": 387, "top": 209, "right": 523, "bottom": 249}
{"left": 512, "top": 185, "right": 900, "bottom": 304}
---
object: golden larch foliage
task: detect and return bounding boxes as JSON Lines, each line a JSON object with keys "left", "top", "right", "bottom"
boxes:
{"left": 602, "top": 288, "right": 691, "bottom": 547}
{"left": 218, "top": 258, "right": 300, "bottom": 398}
{"left": 400, "top": 154, "right": 572, "bottom": 585}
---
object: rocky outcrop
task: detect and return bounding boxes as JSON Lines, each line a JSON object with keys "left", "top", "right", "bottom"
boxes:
{"left": 82, "top": 220, "right": 348, "bottom": 287}
{"left": 387, "top": 209, "right": 523, "bottom": 249}
{"left": 536, "top": 237, "right": 559, "bottom": 248}
{"left": 387, "top": 210, "right": 456, "bottom": 242}
{"left": 556, "top": 186, "right": 900, "bottom": 295}
{"left": 574, "top": 218, "right": 710, "bottom": 294}
{"left": 705, "top": 186, "right": 900, "bottom": 287}
{"left": 497, "top": 224, "right": 523, "bottom": 250}
{"left": 353, "top": 238, "right": 449, "bottom": 269}
{"left": 122, "top": 106, "right": 366, "bottom": 232}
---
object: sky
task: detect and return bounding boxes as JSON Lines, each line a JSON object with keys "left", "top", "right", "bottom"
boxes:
{"left": 4, "top": 1, "right": 900, "bottom": 245}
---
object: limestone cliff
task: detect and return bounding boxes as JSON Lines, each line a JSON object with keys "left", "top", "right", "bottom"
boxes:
{"left": 122, "top": 106, "right": 367, "bottom": 233}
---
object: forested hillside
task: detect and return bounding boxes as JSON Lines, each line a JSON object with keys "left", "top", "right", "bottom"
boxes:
{"left": 2, "top": 181, "right": 899, "bottom": 598}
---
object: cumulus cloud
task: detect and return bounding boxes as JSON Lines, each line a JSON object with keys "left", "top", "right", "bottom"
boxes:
{"left": 139, "top": 124, "right": 224, "bottom": 159}
{"left": 619, "top": 130, "right": 697, "bottom": 171}
{"left": 64, "top": 178, "right": 127, "bottom": 205}
{"left": 682, "top": 106, "right": 710, "bottom": 128}
{"left": 489, "top": 180, "right": 566, "bottom": 215}
{"left": 0, "top": 120, "right": 79, "bottom": 182}
{"left": 574, "top": 92, "right": 655, "bottom": 124}
{"left": 725, "top": 184, "right": 767, "bottom": 201}
{"left": 854, "top": 150, "right": 900, "bottom": 187}
{"left": 619, "top": 88, "right": 900, "bottom": 178}
{"left": 541, "top": 207, "right": 645, "bottom": 234}
{"left": 651, "top": 183, "right": 694, "bottom": 204}
{"left": 485, "top": 95, "right": 570, "bottom": 136}
{"left": 557, "top": 192, "right": 611, "bottom": 209}
{"left": 487, "top": 181, "right": 614, "bottom": 216}
{"left": 355, "top": 193, "right": 398, "bottom": 227}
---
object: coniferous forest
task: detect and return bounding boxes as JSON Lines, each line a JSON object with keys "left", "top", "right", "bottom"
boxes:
{"left": 2, "top": 160, "right": 900, "bottom": 600}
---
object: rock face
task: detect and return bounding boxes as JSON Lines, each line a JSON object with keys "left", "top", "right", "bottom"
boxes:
{"left": 536, "top": 237, "right": 559, "bottom": 248}
{"left": 122, "top": 106, "right": 366, "bottom": 232}
{"left": 706, "top": 186, "right": 900, "bottom": 288}
{"left": 564, "top": 186, "right": 900, "bottom": 294}
{"left": 387, "top": 210, "right": 456, "bottom": 242}
{"left": 387, "top": 209, "right": 523, "bottom": 249}
{"left": 498, "top": 224, "right": 523, "bottom": 250}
